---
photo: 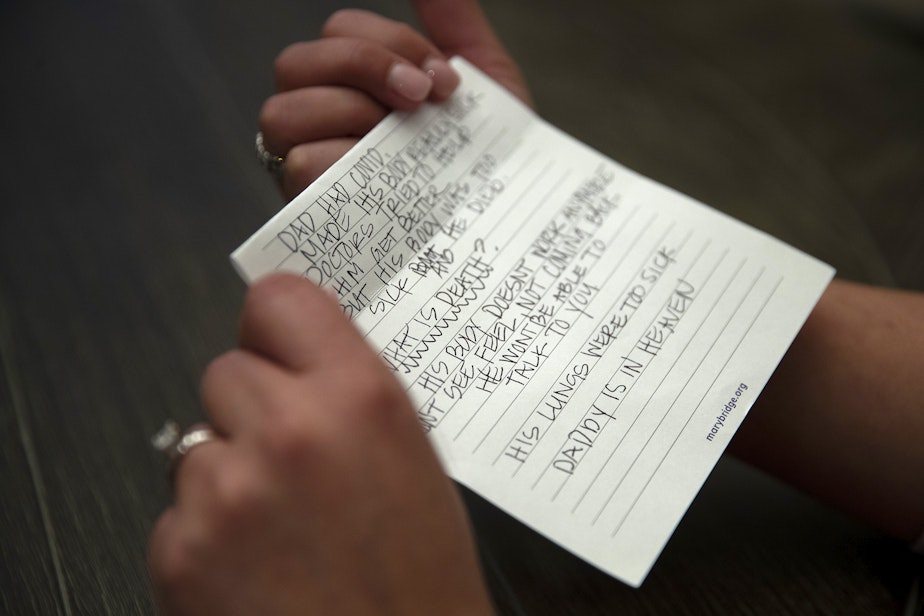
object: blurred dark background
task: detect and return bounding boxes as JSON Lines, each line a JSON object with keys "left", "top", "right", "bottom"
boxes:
{"left": 1, "top": 0, "right": 922, "bottom": 613}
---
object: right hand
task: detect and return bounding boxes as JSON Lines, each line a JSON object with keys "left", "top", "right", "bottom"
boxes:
{"left": 259, "top": 0, "right": 532, "bottom": 200}
{"left": 147, "top": 274, "right": 496, "bottom": 615}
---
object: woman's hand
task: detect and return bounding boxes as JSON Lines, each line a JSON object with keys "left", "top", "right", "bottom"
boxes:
{"left": 147, "top": 274, "right": 495, "bottom": 615}
{"left": 259, "top": 0, "right": 532, "bottom": 200}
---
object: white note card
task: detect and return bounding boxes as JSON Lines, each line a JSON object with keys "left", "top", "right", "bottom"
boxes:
{"left": 232, "top": 58, "right": 834, "bottom": 587}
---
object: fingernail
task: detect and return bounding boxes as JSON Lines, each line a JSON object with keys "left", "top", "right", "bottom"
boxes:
{"left": 387, "top": 63, "right": 432, "bottom": 102}
{"left": 422, "top": 57, "right": 460, "bottom": 99}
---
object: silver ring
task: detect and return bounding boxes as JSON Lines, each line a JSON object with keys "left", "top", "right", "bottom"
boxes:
{"left": 255, "top": 131, "right": 285, "bottom": 178}
{"left": 151, "top": 420, "right": 217, "bottom": 484}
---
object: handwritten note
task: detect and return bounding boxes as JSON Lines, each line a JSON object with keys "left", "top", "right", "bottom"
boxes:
{"left": 232, "top": 58, "right": 834, "bottom": 587}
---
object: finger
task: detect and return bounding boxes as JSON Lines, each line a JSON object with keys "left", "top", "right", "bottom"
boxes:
{"left": 281, "top": 138, "right": 358, "bottom": 201}
{"left": 170, "top": 425, "right": 228, "bottom": 506}
{"left": 147, "top": 507, "right": 187, "bottom": 602}
{"left": 239, "top": 273, "right": 374, "bottom": 372}
{"left": 274, "top": 38, "right": 444, "bottom": 111}
{"left": 201, "top": 349, "right": 292, "bottom": 435}
{"left": 148, "top": 452, "right": 230, "bottom": 610}
{"left": 259, "top": 86, "right": 386, "bottom": 159}
{"left": 412, "top": 0, "right": 532, "bottom": 105}
{"left": 322, "top": 9, "right": 460, "bottom": 99}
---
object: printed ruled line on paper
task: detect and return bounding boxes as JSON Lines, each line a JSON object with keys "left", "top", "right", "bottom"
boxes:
{"left": 537, "top": 243, "right": 731, "bottom": 499}
{"left": 565, "top": 253, "right": 743, "bottom": 512}
{"left": 478, "top": 214, "right": 667, "bottom": 458}
{"left": 607, "top": 275, "right": 782, "bottom": 538}
{"left": 592, "top": 268, "right": 769, "bottom": 528}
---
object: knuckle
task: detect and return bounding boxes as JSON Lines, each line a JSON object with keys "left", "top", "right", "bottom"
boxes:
{"left": 257, "top": 94, "right": 290, "bottom": 141}
{"left": 281, "top": 152, "right": 318, "bottom": 199}
{"left": 390, "top": 22, "right": 419, "bottom": 48}
{"left": 260, "top": 405, "right": 321, "bottom": 471}
{"left": 282, "top": 139, "right": 359, "bottom": 199}
{"left": 321, "top": 9, "right": 364, "bottom": 38}
{"left": 211, "top": 464, "right": 268, "bottom": 531}
{"left": 273, "top": 41, "right": 309, "bottom": 89}
{"left": 201, "top": 350, "right": 244, "bottom": 399}
{"left": 283, "top": 144, "right": 315, "bottom": 178}
{"left": 345, "top": 363, "right": 408, "bottom": 422}
{"left": 154, "top": 543, "right": 192, "bottom": 594}
{"left": 173, "top": 445, "right": 220, "bottom": 499}
{"left": 149, "top": 523, "right": 196, "bottom": 595}
{"left": 343, "top": 39, "right": 378, "bottom": 76}
{"left": 243, "top": 273, "right": 304, "bottom": 320}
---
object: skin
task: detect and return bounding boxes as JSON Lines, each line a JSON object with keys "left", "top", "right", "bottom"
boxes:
{"left": 148, "top": 1, "right": 924, "bottom": 613}
{"left": 148, "top": 274, "right": 495, "bottom": 615}
{"left": 258, "top": 2, "right": 531, "bottom": 201}
{"left": 730, "top": 279, "right": 924, "bottom": 542}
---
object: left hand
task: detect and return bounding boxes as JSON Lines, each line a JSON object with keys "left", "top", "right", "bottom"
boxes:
{"left": 260, "top": 0, "right": 532, "bottom": 200}
{"left": 147, "top": 274, "right": 495, "bottom": 615}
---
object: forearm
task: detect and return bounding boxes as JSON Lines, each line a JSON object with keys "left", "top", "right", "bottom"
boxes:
{"left": 729, "top": 278, "right": 924, "bottom": 541}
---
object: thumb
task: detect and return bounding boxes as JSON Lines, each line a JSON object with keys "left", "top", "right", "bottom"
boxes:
{"left": 412, "top": 0, "right": 533, "bottom": 106}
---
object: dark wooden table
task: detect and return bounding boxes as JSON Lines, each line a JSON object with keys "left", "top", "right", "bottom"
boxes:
{"left": 2, "top": 0, "right": 922, "bottom": 613}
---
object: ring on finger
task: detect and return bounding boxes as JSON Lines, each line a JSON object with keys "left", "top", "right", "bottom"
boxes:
{"left": 255, "top": 131, "right": 286, "bottom": 178}
{"left": 151, "top": 420, "right": 218, "bottom": 487}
